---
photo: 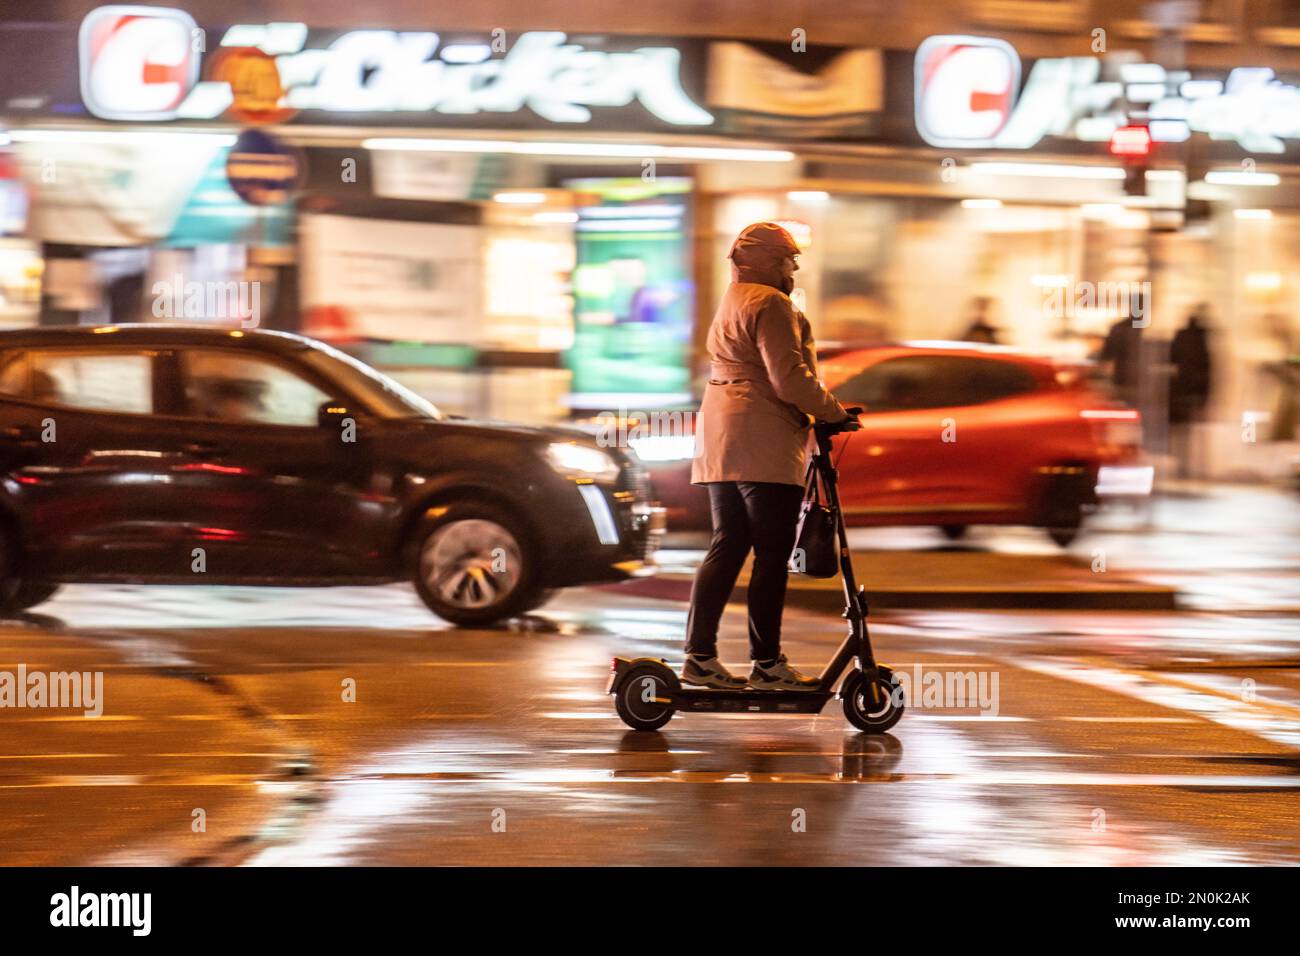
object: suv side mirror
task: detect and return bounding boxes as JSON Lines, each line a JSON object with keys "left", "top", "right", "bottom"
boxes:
{"left": 318, "top": 401, "right": 353, "bottom": 428}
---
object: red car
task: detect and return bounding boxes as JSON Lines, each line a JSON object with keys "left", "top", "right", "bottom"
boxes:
{"left": 639, "top": 344, "right": 1147, "bottom": 546}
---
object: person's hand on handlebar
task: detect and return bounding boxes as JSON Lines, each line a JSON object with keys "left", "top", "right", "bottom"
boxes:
{"left": 817, "top": 407, "right": 863, "bottom": 435}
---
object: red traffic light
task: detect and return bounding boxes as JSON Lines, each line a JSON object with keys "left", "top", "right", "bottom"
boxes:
{"left": 1109, "top": 125, "right": 1152, "bottom": 158}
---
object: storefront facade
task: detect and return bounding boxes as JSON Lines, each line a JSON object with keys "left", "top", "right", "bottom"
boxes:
{"left": 1, "top": 4, "right": 1299, "bottom": 477}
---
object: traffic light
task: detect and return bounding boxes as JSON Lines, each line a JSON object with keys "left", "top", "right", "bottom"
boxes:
{"left": 1109, "top": 125, "right": 1151, "bottom": 197}
{"left": 1123, "top": 165, "right": 1147, "bottom": 196}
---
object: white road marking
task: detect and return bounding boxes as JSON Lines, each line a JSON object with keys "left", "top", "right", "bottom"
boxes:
{"left": 1016, "top": 657, "right": 1300, "bottom": 750}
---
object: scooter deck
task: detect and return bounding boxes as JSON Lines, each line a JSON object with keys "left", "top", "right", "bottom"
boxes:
{"left": 673, "top": 687, "right": 832, "bottom": 714}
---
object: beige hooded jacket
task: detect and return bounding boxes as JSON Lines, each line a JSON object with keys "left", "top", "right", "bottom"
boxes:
{"left": 691, "top": 223, "right": 849, "bottom": 487}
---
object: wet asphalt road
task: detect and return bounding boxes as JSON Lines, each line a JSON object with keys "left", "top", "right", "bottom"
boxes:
{"left": 1, "top": 553, "right": 1297, "bottom": 867}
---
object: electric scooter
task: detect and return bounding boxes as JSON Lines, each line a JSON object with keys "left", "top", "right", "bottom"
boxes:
{"left": 608, "top": 411, "right": 905, "bottom": 733}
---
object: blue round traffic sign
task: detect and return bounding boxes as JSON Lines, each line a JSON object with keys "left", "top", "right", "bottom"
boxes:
{"left": 226, "top": 128, "right": 302, "bottom": 206}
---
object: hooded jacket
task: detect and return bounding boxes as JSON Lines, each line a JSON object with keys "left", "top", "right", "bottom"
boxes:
{"left": 691, "top": 223, "right": 849, "bottom": 486}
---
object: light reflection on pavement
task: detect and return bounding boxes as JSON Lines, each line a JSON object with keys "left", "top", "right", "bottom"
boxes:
{"left": 0, "top": 557, "right": 1296, "bottom": 865}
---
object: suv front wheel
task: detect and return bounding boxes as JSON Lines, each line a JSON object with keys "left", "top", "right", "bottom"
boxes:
{"left": 412, "top": 500, "right": 543, "bottom": 627}
{"left": 0, "top": 531, "right": 60, "bottom": 614}
{"left": 3, "top": 580, "right": 60, "bottom": 613}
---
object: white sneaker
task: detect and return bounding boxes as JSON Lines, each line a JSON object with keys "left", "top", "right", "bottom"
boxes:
{"left": 681, "top": 655, "right": 747, "bottom": 689}
{"left": 749, "top": 654, "right": 819, "bottom": 691}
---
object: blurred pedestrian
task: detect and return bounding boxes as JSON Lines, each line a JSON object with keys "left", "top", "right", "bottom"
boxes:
{"left": 1168, "top": 304, "right": 1213, "bottom": 477}
{"left": 960, "top": 296, "right": 1001, "bottom": 344}
{"left": 685, "top": 222, "right": 851, "bottom": 691}
{"left": 1099, "top": 306, "right": 1144, "bottom": 406}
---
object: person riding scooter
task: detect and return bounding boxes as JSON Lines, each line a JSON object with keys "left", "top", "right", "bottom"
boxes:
{"left": 684, "top": 221, "right": 854, "bottom": 691}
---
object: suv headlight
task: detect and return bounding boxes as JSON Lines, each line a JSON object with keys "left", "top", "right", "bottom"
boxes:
{"left": 545, "top": 442, "right": 621, "bottom": 481}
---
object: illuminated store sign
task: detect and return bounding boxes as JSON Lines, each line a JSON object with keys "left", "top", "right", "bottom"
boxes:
{"left": 79, "top": 5, "right": 201, "bottom": 121}
{"left": 78, "top": 6, "right": 713, "bottom": 127}
{"left": 914, "top": 35, "right": 1019, "bottom": 149}
{"left": 916, "top": 34, "right": 1300, "bottom": 154}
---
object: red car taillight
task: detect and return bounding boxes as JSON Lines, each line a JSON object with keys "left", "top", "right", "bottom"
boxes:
{"left": 1079, "top": 408, "right": 1139, "bottom": 421}
{"left": 1081, "top": 408, "right": 1142, "bottom": 450}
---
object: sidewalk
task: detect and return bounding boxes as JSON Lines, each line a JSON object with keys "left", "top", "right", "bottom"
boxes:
{"left": 605, "top": 483, "right": 1299, "bottom": 612}
{"left": 610, "top": 547, "right": 1178, "bottom": 611}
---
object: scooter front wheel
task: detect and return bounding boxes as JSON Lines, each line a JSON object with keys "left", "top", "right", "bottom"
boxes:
{"left": 614, "top": 662, "right": 679, "bottom": 731}
{"left": 841, "top": 669, "right": 905, "bottom": 733}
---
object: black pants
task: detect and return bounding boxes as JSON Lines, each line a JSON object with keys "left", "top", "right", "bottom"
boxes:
{"left": 686, "top": 481, "right": 804, "bottom": 662}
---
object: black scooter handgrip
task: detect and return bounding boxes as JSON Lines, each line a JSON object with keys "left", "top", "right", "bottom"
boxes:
{"left": 815, "top": 416, "right": 862, "bottom": 437}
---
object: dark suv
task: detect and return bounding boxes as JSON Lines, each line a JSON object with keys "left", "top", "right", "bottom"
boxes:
{"left": 0, "top": 326, "right": 662, "bottom": 625}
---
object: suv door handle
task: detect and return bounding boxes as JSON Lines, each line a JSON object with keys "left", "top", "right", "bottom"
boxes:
{"left": 181, "top": 441, "right": 227, "bottom": 458}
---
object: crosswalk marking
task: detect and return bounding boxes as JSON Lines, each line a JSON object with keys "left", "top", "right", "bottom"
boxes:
{"left": 1015, "top": 657, "right": 1300, "bottom": 750}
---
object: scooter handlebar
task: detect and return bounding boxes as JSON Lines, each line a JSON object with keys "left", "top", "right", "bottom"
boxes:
{"left": 816, "top": 409, "right": 862, "bottom": 437}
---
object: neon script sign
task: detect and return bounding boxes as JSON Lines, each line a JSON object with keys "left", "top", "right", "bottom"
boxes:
{"left": 79, "top": 6, "right": 714, "bottom": 126}
{"left": 916, "top": 33, "right": 1300, "bottom": 154}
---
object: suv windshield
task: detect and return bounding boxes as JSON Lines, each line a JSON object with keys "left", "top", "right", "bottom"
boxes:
{"left": 300, "top": 343, "right": 442, "bottom": 420}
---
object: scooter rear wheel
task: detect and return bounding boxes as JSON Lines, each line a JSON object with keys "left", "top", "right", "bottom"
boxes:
{"left": 614, "top": 662, "right": 678, "bottom": 731}
{"left": 841, "top": 669, "right": 905, "bottom": 733}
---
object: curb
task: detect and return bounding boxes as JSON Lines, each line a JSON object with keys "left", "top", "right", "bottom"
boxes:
{"left": 596, "top": 575, "right": 1180, "bottom": 611}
